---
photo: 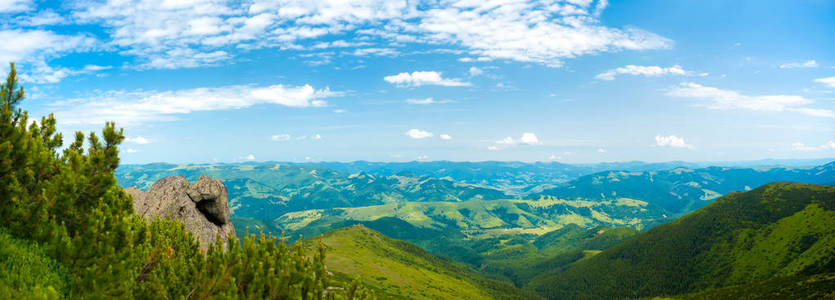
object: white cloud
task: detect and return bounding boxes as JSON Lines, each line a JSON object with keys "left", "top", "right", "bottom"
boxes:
{"left": 496, "top": 136, "right": 515, "bottom": 145}
{"left": 520, "top": 132, "right": 541, "bottom": 145}
{"left": 666, "top": 82, "right": 833, "bottom": 118}
{"left": 333, "top": 109, "right": 346, "bottom": 113}
{"left": 125, "top": 136, "right": 150, "bottom": 144}
{"left": 15, "top": 10, "right": 67, "bottom": 26}
{"left": 351, "top": 48, "right": 399, "bottom": 56}
{"left": 53, "top": 83, "right": 340, "bottom": 127}
{"left": 244, "top": 154, "right": 256, "bottom": 161}
{"left": 406, "top": 128, "right": 433, "bottom": 139}
{"left": 384, "top": 71, "right": 470, "bottom": 87}
{"left": 125, "top": 148, "right": 138, "bottom": 153}
{"left": 440, "top": 134, "right": 452, "bottom": 140}
{"left": 416, "top": 154, "right": 429, "bottom": 160}
{"left": 0, "top": 29, "right": 97, "bottom": 83}
{"left": 271, "top": 134, "right": 291, "bottom": 141}
{"left": 413, "top": 0, "right": 670, "bottom": 67}
{"left": 597, "top": 148, "right": 606, "bottom": 153}
{"left": 487, "top": 145, "right": 499, "bottom": 151}
{"left": 655, "top": 135, "right": 692, "bottom": 149}
{"left": 406, "top": 97, "right": 452, "bottom": 105}
{"left": 779, "top": 60, "right": 818, "bottom": 69}
{"left": 468, "top": 66, "right": 483, "bottom": 76}
{"left": 792, "top": 141, "right": 835, "bottom": 151}
{"left": 814, "top": 77, "right": 835, "bottom": 88}
{"left": 406, "top": 97, "right": 435, "bottom": 104}
{"left": 595, "top": 65, "right": 703, "bottom": 81}
{"left": 312, "top": 134, "right": 322, "bottom": 140}
{"left": 493, "top": 132, "right": 541, "bottom": 149}
{"left": 67, "top": 0, "right": 666, "bottom": 69}
{"left": 0, "top": 0, "right": 31, "bottom": 13}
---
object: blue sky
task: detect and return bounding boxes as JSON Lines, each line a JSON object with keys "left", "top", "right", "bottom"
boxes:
{"left": 3, "top": 0, "right": 834, "bottom": 163}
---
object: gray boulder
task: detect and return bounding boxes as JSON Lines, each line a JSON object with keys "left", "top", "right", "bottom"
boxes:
{"left": 126, "top": 175, "right": 235, "bottom": 251}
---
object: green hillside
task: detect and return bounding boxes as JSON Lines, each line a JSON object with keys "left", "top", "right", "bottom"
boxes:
{"left": 274, "top": 197, "right": 659, "bottom": 242}
{"left": 526, "top": 182, "right": 835, "bottom": 299}
{"left": 305, "top": 225, "right": 537, "bottom": 299}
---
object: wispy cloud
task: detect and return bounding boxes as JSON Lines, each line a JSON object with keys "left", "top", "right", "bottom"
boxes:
{"left": 65, "top": 0, "right": 667, "bottom": 69}
{"left": 125, "top": 136, "right": 150, "bottom": 144}
{"left": 0, "top": 0, "right": 32, "bottom": 13}
{"left": 271, "top": 134, "right": 291, "bottom": 141}
{"left": 0, "top": 29, "right": 97, "bottom": 83}
{"left": 814, "top": 77, "right": 835, "bottom": 88}
{"left": 595, "top": 65, "right": 704, "bottom": 81}
{"left": 779, "top": 60, "right": 818, "bottom": 69}
{"left": 385, "top": 71, "right": 470, "bottom": 87}
{"left": 792, "top": 141, "right": 835, "bottom": 151}
{"left": 53, "top": 83, "right": 340, "bottom": 127}
{"left": 405, "top": 97, "right": 452, "bottom": 105}
{"left": 468, "top": 67, "right": 483, "bottom": 76}
{"left": 666, "top": 82, "right": 833, "bottom": 118}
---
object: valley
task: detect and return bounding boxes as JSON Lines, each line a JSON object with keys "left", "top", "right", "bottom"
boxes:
{"left": 115, "top": 160, "right": 835, "bottom": 298}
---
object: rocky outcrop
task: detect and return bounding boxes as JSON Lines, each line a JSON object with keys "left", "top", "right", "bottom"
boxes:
{"left": 126, "top": 175, "right": 235, "bottom": 251}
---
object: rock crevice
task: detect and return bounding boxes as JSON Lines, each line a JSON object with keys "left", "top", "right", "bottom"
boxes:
{"left": 126, "top": 175, "right": 235, "bottom": 251}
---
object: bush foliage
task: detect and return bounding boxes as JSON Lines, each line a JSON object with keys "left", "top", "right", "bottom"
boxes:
{"left": 0, "top": 63, "right": 374, "bottom": 299}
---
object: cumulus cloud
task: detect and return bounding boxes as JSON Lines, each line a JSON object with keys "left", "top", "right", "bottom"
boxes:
{"left": 406, "top": 128, "right": 433, "bottom": 139}
{"left": 125, "top": 136, "right": 150, "bottom": 144}
{"left": 655, "top": 135, "right": 692, "bottom": 149}
{"left": 312, "top": 134, "right": 322, "bottom": 140}
{"left": 384, "top": 71, "right": 470, "bottom": 87}
{"left": 271, "top": 134, "right": 291, "bottom": 141}
{"left": 520, "top": 132, "right": 541, "bottom": 145}
{"left": 779, "top": 60, "right": 818, "bottom": 69}
{"left": 244, "top": 154, "right": 256, "bottom": 161}
{"left": 815, "top": 77, "right": 835, "bottom": 88}
{"left": 53, "top": 83, "right": 340, "bottom": 127}
{"left": 595, "top": 65, "right": 703, "bottom": 81}
{"left": 65, "top": 0, "right": 667, "bottom": 69}
{"left": 666, "top": 82, "right": 833, "bottom": 118}
{"left": 492, "top": 132, "right": 541, "bottom": 149}
{"left": 792, "top": 141, "right": 835, "bottom": 151}
{"left": 440, "top": 134, "right": 452, "bottom": 140}
{"left": 125, "top": 148, "right": 138, "bottom": 153}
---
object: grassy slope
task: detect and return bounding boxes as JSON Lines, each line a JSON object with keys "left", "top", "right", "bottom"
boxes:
{"left": 478, "top": 224, "right": 640, "bottom": 287}
{"left": 526, "top": 182, "right": 835, "bottom": 299}
{"left": 0, "top": 229, "right": 66, "bottom": 298}
{"left": 305, "top": 225, "right": 538, "bottom": 299}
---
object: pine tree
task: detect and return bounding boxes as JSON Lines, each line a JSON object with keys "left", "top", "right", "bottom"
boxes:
{"left": 0, "top": 63, "right": 375, "bottom": 299}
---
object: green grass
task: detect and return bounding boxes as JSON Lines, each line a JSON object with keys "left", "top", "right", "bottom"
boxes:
{"left": 304, "top": 225, "right": 538, "bottom": 299}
